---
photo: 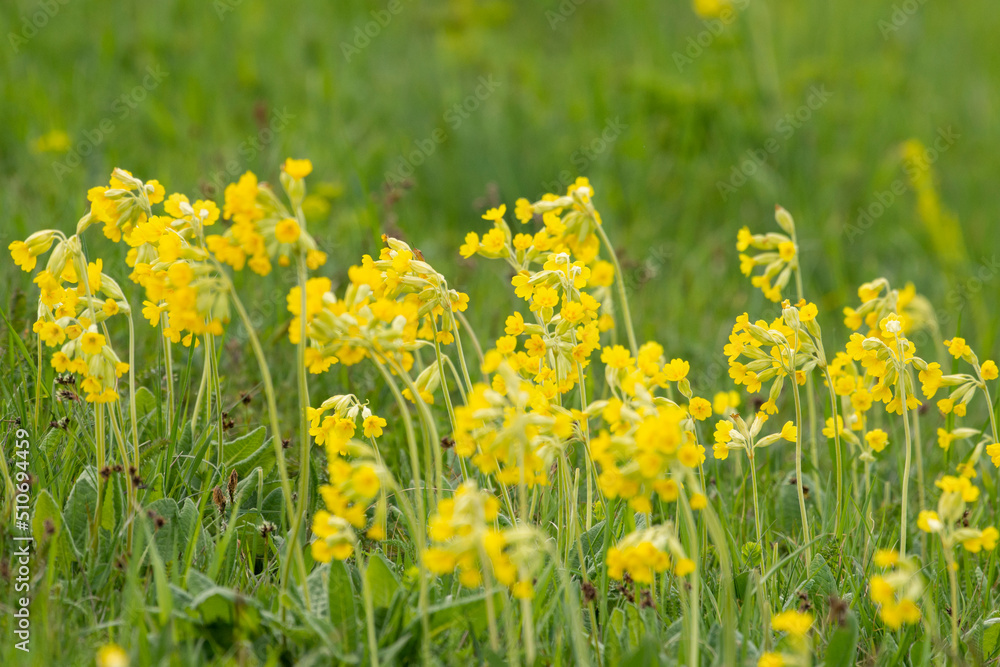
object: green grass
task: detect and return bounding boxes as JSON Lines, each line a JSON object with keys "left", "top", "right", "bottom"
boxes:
{"left": 2, "top": 0, "right": 1000, "bottom": 665}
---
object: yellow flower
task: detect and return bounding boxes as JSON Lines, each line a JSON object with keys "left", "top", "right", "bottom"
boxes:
{"left": 873, "top": 549, "right": 898, "bottom": 568}
{"left": 351, "top": 465, "right": 380, "bottom": 498}
{"left": 80, "top": 331, "right": 106, "bottom": 355}
{"left": 779, "top": 421, "right": 797, "bottom": 442}
{"left": 363, "top": 415, "right": 387, "bottom": 438}
{"left": 283, "top": 158, "right": 313, "bottom": 179}
{"left": 757, "top": 653, "right": 784, "bottom": 667}
{"left": 987, "top": 442, "right": 1000, "bottom": 467}
{"left": 459, "top": 232, "right": 480, "bottom": 258}
{"left": 982, "top": 360, "right": 998, "bottom": 380}
{"left": 601, "top": 345, "right": 632, "bottom": 370}
{"left": 674, "top": 558, "right": 695, "bottom": 577}
{"left": 917, "top": 510, "right": 941, "bottom": 533}
{"left": 736, "top": 226, "right": 752, "bottom": 252}
{"left": 9, "top": 240, "right": 37, "bottom": 272}
{"left": 771, "top": 610, "right": 813, "bottom": 637}
{"left": 944, "top": 337, "right": 970, "bottom": 359}
{"left": 690, "top": 493, "right": 707, "bottom": 510}
{"left": 275, "top": 218, "right": 301, "bottom": 244}
{"left": 777, "top": 241, "right": 796, "bottom": 261}
{"left": 689, "top": 397, "right": 711, "bottom": 421}
{"left": 96, "top": 643, "right": 129, "bottom": 667}
{"left": 866, "top": 429, "right": 889, "bottom": 453}
{"left": 37, "top": 321, "right": 66, "bottom": 347}
{"left": 662, "top": 358, "right": 690, "bottom": 382}
{"left": 481, "top": 204, "right": 506, "bottom": 221}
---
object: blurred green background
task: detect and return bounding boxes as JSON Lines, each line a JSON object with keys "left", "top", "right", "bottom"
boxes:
{"left": 3, "top": 0, "right": 999, "bottom": 370}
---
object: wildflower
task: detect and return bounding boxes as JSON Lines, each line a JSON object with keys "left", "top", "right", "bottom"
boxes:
{"left": 771, "top": 610, "right": 813, "bottom": 637}
{"left": 80, "top": 330, "right": 106, "bottom": 355}
{"left": 274, "top": 218, "right": 301, "bottom": 244}
{"left": 688, "top": 397, "right": 712, "bottom": 421}
{"left": 918, "top": 510, "right": 942, "bottom": 533}
{"left": 96, "top": 644, "right": 129, "bottom": 667}
{"left": 363, "top": 415, "right": 387, "bottom": 438}
{"left": 482, "top": 204, "right": 506, "bottom": 221}
{"left": 757, "top": 654, "right": 784, "bottom": 667}
{"left": 866, "top": 429, "right": 889, "bottom": 453}
{"left": 283, "top": 158, "right": 313, "bottom": 179}
{"left": 874, "top": 549, "right": 899, "bottom": 568}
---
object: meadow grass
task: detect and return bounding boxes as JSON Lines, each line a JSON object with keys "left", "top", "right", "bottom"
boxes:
{"left": 2, "top": 1, "right": 1000, "bottom": 666}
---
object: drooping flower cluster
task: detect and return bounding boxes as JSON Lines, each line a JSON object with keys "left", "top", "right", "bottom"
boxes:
{"left": 451, "top": 367, "right": 573, "bottom": 486}
{"left": 868, "top": 549, "right": 923, "bottom": 629}
{"left": 736, "top": 205, "right": 801, "bottom": 302}
{"left": 918, "top": 472, "right": 998, "bottom": 555}
{"left": 422, "top": 482, "right": 543, "bottom": 599}
{"left": 11, "top": 230, "right": 131, "bottom": 403}
{"left": 311, "top": 437, "right": 389, "bottom": 562}
{"left": 301, "top": 236, "right": 470, "bottom": 396}
{"left": 210, "top": 159, "right": 327, "bottom": 275}
{"left": 465, "top": 191, "right": 619, "bottom": 398}
{"left": 606, "top": 524, "right": 694, "bottom": 583}
{"left": 307, "top": 394, "right": 389, "bottom": 454}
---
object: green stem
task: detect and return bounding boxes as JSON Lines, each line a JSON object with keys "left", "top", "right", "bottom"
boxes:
{"left": 945, "top": 546, "right": 960, "bottom": 657}
{"left": 678, "top": 487, "right": 700, "bottom": 667}
{"left": 287, "top": 254, "right": 314, "bottom": 608}
{"left": 220, "top": 270, "right": 307, "bottom": 607}
{"left": 789, "top": 343, "right": 812, "bottom": 563}
{"left": 594, "top": 222, "right": 638, "bottom": 356}
{"left": 793, "top": 242, "right": 821, "bottom": 474}
{"left": 360, "top": 554, "right": 381, "bottom": 667}
{"left": 207, "top": 334, "right": 225, "bottom": 469}
{"left": 896, "top": 335, "right": 913, "bottom": 558}
{"left": 822, "top": 367, "right": 844, "bottom": 537}
{"left": 161, "top": 314, "right": 175, "bottom": 433}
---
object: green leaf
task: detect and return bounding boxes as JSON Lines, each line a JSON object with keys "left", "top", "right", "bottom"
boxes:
{"left": 189, "top": 586, "right": 261, "bottom": 632}
{"left": 63, "top": 468, "right": 99, "bottom": 555}
{"left": 146, "top": 498, "right": 181, "bottom": 565}
{"left": 365, "top": 552, "right": 399, "bottom": 609}
{"left": 229, "top": 433, "right": 276, "bottom": 480}
{"left": 804, "top": 554, "right": 838, "bottom": 599}
{"left": 824, "top": 610, "right": 859, "bottom": 667}
{"left": 32, "top": 489, "right": 73, "bottom": 568}
{"left": 133, "top": 386, "right": 157, "bottom": 420}
{"left": 329, "top": 559, "right": 359, "bottom": 653}
{"left": 222, "top": 426, "right": 266, "bottom": 467}
{"left": 983, "top": 618, "right": 1000, "bottom": 658}
{"left": 100, "top": 475, "right": 118, "bottom": 532}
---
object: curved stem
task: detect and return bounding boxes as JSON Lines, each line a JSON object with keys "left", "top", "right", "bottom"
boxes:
{"left": 789, "top": 344, "right": 812, "bottom": 563}
{"left": 380, "top": 352, "right": 441, "bottom": 510}
{"left": 822, "top": 367, "right": 844, "bottom": 536}
{"left": 220, "top": 270, "right": 306, "bottom": 606}
{"left": 677, "top": 486, "right": 700, "bottom": 667}
{"left": 161, "top": 315, "right": 175, "bottom": 433}
{"left": 594, "top": 222, "right": 638, "bottom": 356}
{"left": 286, "top": 254, "right": 313, "bottom": 608}
{"left": 895, "top": 336, "right": 913, "bottom": 558}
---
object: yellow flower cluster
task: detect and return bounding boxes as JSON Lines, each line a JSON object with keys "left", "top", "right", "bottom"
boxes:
{"left": 725, "top": 300, "right": 821, "bottom": 407}
{"left": 422, "top": 482, "right": 542, "bottom": 599}
{"left": 11, "top": 230, "right": 130, "bottom": 403}
{"left": 868, "top": 550, "right": 923, "bottom": 629}
{"left": 302, "top": 236, "right": 469, "bottom": 394}
{"left": 606, "top": 525, "right": 694, "bottom": 583}
{"left": 451, "top": 369, "right": 571, "bottom": 486}
{"left": 211, "top": 160, "right": 327, "bottom": 275}
{"left": 918, "top": 474, "right": 998, "bottom": 553}
{"left": 307, "top": 394, "right": 388, "bottom": 454}
{"left": 311, "top": 438, "right": 388, "bottom": 562}
{"left": 736, "top": 205, "right": 800, "bottom": 302}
